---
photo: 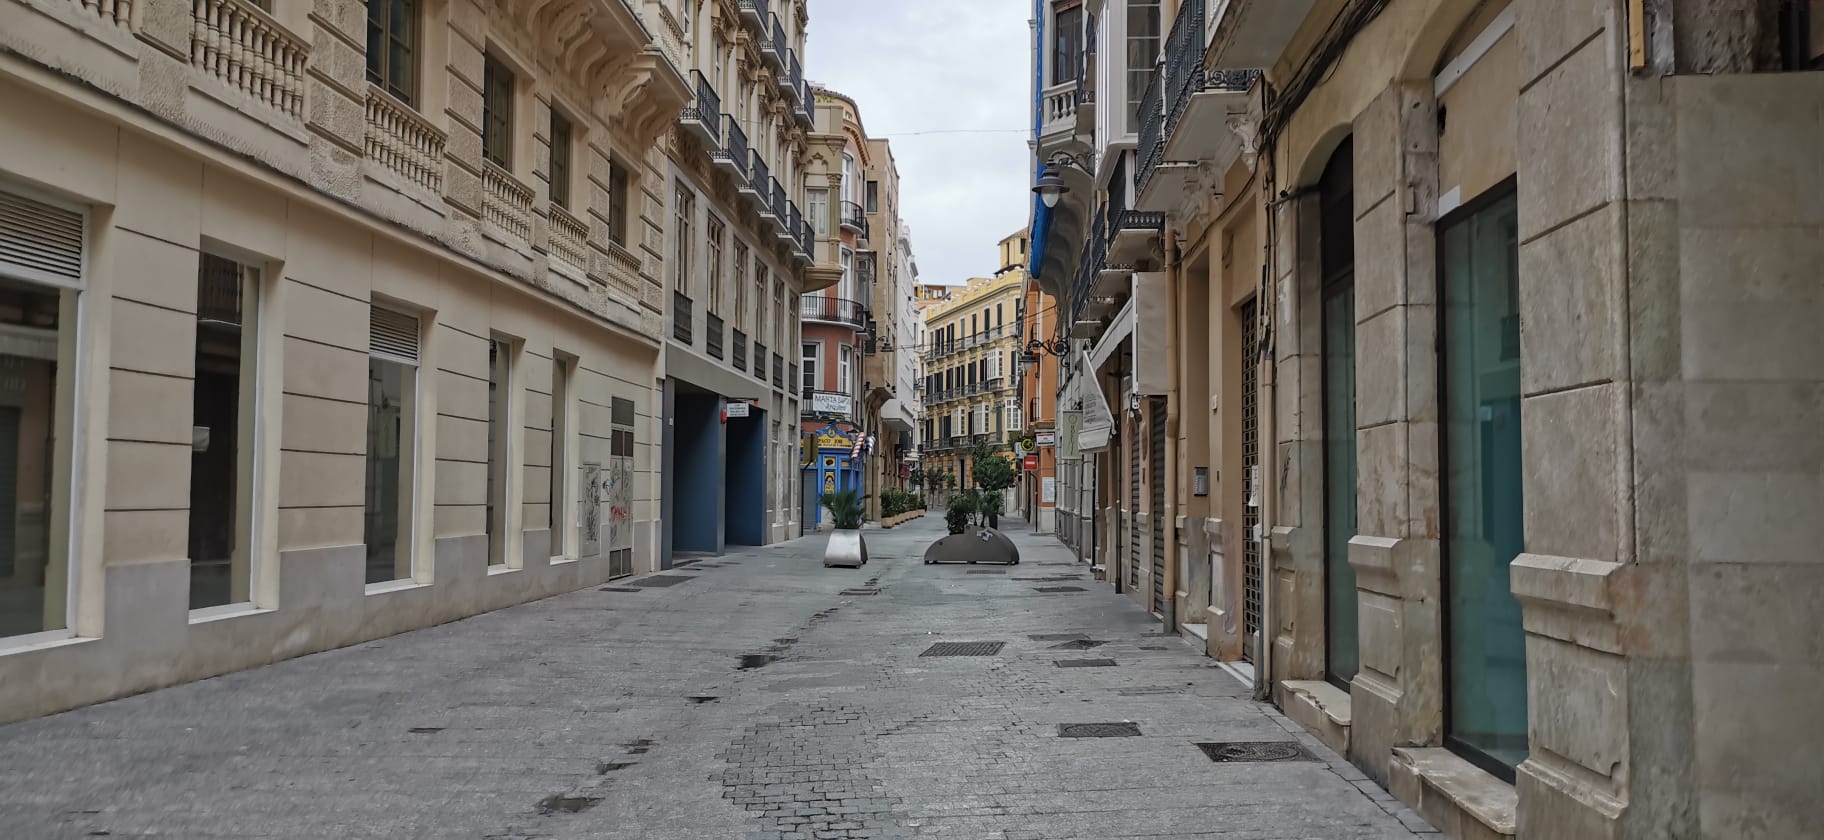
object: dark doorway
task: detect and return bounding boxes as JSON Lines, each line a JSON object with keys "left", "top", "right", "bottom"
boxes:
{"left": 725, "top": 405, "right": 767, "bottom": 546}
{"left": 1319, "top": 138, "right": 1360, "bottom": 688}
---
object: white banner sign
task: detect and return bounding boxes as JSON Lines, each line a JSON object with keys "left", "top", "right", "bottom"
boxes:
{"left": 811, "top": 391, "right": 853, "bottom": 418}
{"left": 1036, "top": 430, "right": 1056, "bottom": 447}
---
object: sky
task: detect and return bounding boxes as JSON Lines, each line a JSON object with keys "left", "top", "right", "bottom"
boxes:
{"left": 805, "top": 0, "right": 1033, "bottom": 288}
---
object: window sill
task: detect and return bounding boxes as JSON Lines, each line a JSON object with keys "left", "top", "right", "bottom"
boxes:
{"left": 549, "top": 556, "right": 580, "bottom": 566}
{"left": 1389, "top": 747, "right": 1518, "bottom": 838}
{"left": 189, "top": 603, "right": 275, "bottom": 625}
{"left": 486, "top": 564, "right": 519, "bottom": 576}
{"left": 0, "top": 629, "right": 91, "bottom": 657}
{"left": 365, "top": 579, "right": 430, "bottom": 596}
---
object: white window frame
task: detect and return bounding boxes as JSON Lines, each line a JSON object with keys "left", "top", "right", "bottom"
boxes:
{"left": 838, "top": 343, "right": 852, "bottom": 395}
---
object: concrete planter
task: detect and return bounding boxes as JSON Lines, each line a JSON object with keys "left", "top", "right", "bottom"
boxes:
{"left": 823, "top": 529, "right": 868, "bottom": 568}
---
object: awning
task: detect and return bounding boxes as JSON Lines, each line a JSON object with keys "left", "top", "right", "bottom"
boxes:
{"left": 1076, "top": 350, "right": 1115, "bottom": 452}
{"left": 1087, "top": 294, "right": 1134, "bottom": 373}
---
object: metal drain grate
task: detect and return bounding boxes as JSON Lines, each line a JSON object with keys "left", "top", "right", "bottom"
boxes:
{"left": 1029, "top": 633, "right": 1090, "bottom": 641}
{"left": 1049, "top": 639, "right": 1109, "bottom": 650}
{"left": 633, "top": 575, "right": 696, "bottom": 588}
{"left": 840, "top": 588, "right": 880, "bottom": 596}
{"left": 1195, "top": 741, "right": 1316, "bottom": 763}
{"left": 1034, "top": 586, "right": 1086, "bottom": 593}
{"left": 1055, "top": 658, "right": 1118, "bottom": 668}
{"left": 1059, "top": 722, "right": 1141, "bottom": 738}
{"left": 920, "top": 641, "right": 1006, "bottom": 657}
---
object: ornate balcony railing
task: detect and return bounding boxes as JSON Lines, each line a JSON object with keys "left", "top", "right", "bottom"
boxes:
{"left": 839, "top": 200, "right": 867, "bottom": 236}
{"left": 482, "top": 162, "right": 533, "bottom": 243}
{"left": 769, "top": 177, "right": 788, "bottom": 226}
{"left": 680, "top": 70, "right": 720, "bottom": 148}
{"left": 788, "top": 202, "right": 809, "bottom": 255}
{"left": 796, "top": 78, "right": 814, "bottom": 126}
{"left": 190, "top": 0, "right": 307, "bottom": 120}
{"left": 732, "top": 328, "right": 748, "bottom": 371}
{"left": 706, "top": 312, "right": 724, "bottom": 359}
{"left": 769, "top": 13, "right": 787, "bottom": 67}
{"left": 1164, "top": 0, "right": 1205, "bottom": 138}
{"left": 1135, "top": 63, "right": 1165, "bottom": 198}
{"left": 752, "top": 154, "right": 775, "bottom": 219}
{"left": 78, "top": 0, "right": 134, "bottom": 27}
{"left": 783, "top": 50, "right": 804, "bottom": 103}
{"left": 712, "top": 114, "right": 749, "bottom": 182}
{"left": 548, "top": 205, "right": 589, "bottom": 275}
{"left": 1070, "top": 212, "right": 1108, "bottom": 326}
{"left": 672, "top": 291, "right": 693, "bottom": 344}
{"left": 800, "top": 296, "right": 867, "bottom": 329}
{"left": 365, "top": 85, "right": 445, "bottom": 192}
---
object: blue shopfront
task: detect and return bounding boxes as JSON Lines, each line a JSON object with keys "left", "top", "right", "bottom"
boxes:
{"left": 800, "top": 424, "right": 866, "bottom": 528}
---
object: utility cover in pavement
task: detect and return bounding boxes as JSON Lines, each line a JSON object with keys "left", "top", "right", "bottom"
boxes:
{"left": 1059, "top": 722, "right": 1141, "bottom": 738}
{"left": 967, "top": 569, "right": 1006, "bottom": 575}
{"left": 1195, "top": 741, "right": 1316, "bottom": 762}
{"left": 920, "top": 641, "right": 1006, "bottom": 657}
{"left": 840, "top": 588, "right": 880, "bottom": 596}
{"left": 1049, "top": 639, "right": 1109, "bottom": 650}
{"left": 1055, "top": 658, "right": 1118, "bottom": 668}
{"left": 1034, "top": 586, "right": 1086, "bottom": 593}
{"left": 1029, "top": 633, "right": 1090, "bottom": 641}
{"left": 633, "top": 575, "right": 696, "bottom": 587}
{"left": 597, "top": 586, "right": 642, "bottom": 592}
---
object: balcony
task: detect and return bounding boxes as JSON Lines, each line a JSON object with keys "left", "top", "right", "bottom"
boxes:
{"left": 1135, "top": 63, "right": 1165, "bottom": 199}
{"left": 192, "top": 0, "right": 308, "bottom": 121}
{"left": 679, "top": 70, "right": 720, "bottom": 149}
{"left": 772, "top": 353, "right": 784, "bottom": 388}
{"left": 1207, "top": 0, "right": 1319, "bottom": 71}
{"left": 1138, "top": 0, "right": 1264, "bottom": 212}
{"left": 761, "top": 12, "right": 786, "bottom": 69}
{"left": 366, "top": 86, "right": 445, "bottom": 193}
{"left": 776, "top": 196, "right": 800, "bottom": 245}
{"left": 751, "top": 154, "right": 776, "bottom": 221}
{"left": 783, "top": 51, "right": 803, "bottom": 104}
{"left": 738, "top": 0, "right": 765, "bottom": 28}
{"left": 732, "top": 328, "right": 748, "bottom": 371}
{"left": 790, "top": 203, "right": 813, "bottom": 262}
{"left": 839, "top": 200, "right": 867, "bottom": 236}
{"left": 482, "top": 162, "right": 533, "bottom": 244}
{"left": 801, "top": 296, "right": 868, "bottom": 329}
{"left": 795, "top": 78, "right": 814, "bottom": 127}
{"left": 711, "top": 115, "right": 749, "bottom": 183}
{"left": 1039, "top": 79, "right": 1079, "bottom": 145}
{"left": 706, "top": 312, "right": 725, "bottom": 360}
{"left": 768, "top": 177, "right": 789, "bottom": 230}
{"left": 672, "top": 291, "right": 693, "bottom": 344}
{"left": 548, "top": 205, "right": 589, "bottom": 276}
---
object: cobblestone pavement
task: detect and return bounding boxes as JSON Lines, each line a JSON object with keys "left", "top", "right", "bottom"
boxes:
{"left": 0, "top": 516, "right": 1434, "bottom": 839}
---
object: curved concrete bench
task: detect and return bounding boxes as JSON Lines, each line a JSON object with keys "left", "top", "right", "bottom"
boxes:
{"left": 923, "top": 527, "right": 1020, "bottom": 566}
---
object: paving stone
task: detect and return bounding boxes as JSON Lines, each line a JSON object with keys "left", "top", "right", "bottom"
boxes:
{"left": 0, "top": 516, "right": 1429, "bottom": 839}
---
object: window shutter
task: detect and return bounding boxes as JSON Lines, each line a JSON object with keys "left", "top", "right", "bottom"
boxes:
{"left": 0, "top": 188, "right": 85, "bottom": 288}
{"left": 369, "top": 305, "right": 421, "bottom": 365}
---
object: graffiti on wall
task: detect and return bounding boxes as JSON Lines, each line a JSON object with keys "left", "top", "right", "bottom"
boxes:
{"left": 607, "top": 455, "right": 634, "bottom": 551}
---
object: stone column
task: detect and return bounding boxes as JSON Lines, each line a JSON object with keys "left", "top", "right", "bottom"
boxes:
{"left": 1268, "top": 192, "right": 1325, "bottom": 685}
{"left": 1344, "top": 82, "right": 1443, "bottom": 786}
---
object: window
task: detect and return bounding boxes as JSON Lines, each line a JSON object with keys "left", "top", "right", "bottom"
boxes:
{"left": 607, "top": 160, "right": 630, "bottom": 247}
{"left": 1052, "top": 3, "right": 1083, "bottom": 85}
{"left": 802, "top": 342, "right": 819, "bottom": 392}
{"left": 673, "top": 184, "right": 694, "bottom": 293}
{"left": 189, "top": 254, "right": 262, "bottom": 610}
{"left": 838, "top": 344, "right": 853, "bottom": 395}
{"left": 841, "top": 153, "right": 856, "bottom": 202}
{"left": 549, "top": 110, "right": 573, "bottom": 210}
{"left": 996, "top": 303, "right": 1003, "bottom": 328}
{"left": 1126, "top": 0, "right": 1161, "bottom": 133}
{"left": 366, "top": 0, "right": 416, "bottom": 104}
{"left": 865, "top": 180, "right": 879, "bottom": 213}
{"left": 482, "top": 55, "right": 514, "bottom": 168}
{"left": 366, "top": 305, "right": 420, "bottom": 585}
{"left": 839, "top": 248, "right": 853, "bottom": 300}
{"left": 773, "top": 279, "right": 786, "bottom": 350}
{"left": 549, "top": 353, "right": 572, "bottom": 539}
{"left": 734, "top": 240, "right": 750, "bottom": 322}
{"left": 608, "top": 397, "right": 635, "bottom": 578}
{"left": 1781, "top": 0, "right": 1824, "bottom": 68}
{"left": 0, "top": 187, "right": 83, "bottom": 642}
{"left": 807, "top": 189, "right": 830, "bottom": 235}
{"left": 707, "top": 215, "right": 726, "bottom": 314}
{"left": 1007, "top": 397, "right": 1023, "bottom": 431}
{"left": 486, "top": 336, "right": 514, "bottom": 568}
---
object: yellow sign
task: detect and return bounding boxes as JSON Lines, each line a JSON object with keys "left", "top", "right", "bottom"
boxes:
{"left": 823, "top": 472, "right": 836, "bottom": 495}
{"left": 816, "top": 429, "right": 852, "bottom": 450}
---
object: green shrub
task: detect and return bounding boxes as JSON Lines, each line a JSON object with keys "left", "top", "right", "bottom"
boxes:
{"left": 944, "top": 493, "right": 974, "bottom": 534}
{"left": 822, "top": 488, "right": 867, "bottom": 530}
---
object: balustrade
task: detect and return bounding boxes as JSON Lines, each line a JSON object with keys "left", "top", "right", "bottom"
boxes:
{"left": 190, "top": 0, "right": 307, "bottom": 120}
{"left": 365, "top": 86, "right": 446, "bottom": 192}
{"left": 483, "top": 162, "right": 533, "bottom": 243}
{"left": 77, "top": 0, "right": 132, "bottom": 27}
{"left": 548, "top": 205, "right": 589, "bottom": 275}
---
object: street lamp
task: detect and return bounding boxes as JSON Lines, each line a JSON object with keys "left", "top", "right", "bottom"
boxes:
{"left": 1031, "top": 151, "right": 1093, "bottom": 209}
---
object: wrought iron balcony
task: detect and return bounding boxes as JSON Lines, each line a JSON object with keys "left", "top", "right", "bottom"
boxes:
{"left": 706, "top": 312, "right": 725, "bottom": 360}
{"left": 732, "top": 328, "right": 748, "bottom": 371}
{"left": 772, "top": 353, "right": 784, "bottom": 388}
{"left": 680, "top": 70, "right": 720, "bottom": 149}
{"left": 801, "top": 296, "right": 868, "bottom": 329}
{"left": 783, "top": 50, "right": 804, "bottom": 103}
{"left": 751, "top": 153, "right": 775, "bottom": 219}
{"left": 753, "top": 341, "right": 769, "bottom": 381}
{"left": 738, "top": 0, "right": 764, "bottom": 28}
{"left": 711, "top": 115, "right": 749, "bottom": 182}
{"left": 777, "top": 196, "right": 800, "bottom": 244}
{"left": 795, "top": 78, "right": 814, "bottom": 126}
{"left": 769, "top": 177, "right": 788, "bottom": 228}
{"left": 762, "top": 12, "right": 786, "bottom": 69}
{"left": 1135, "top": 63, "right": 1165, "bottom": 198}
{"left": 839, "top": 200, "right": 867, "bottom": 236}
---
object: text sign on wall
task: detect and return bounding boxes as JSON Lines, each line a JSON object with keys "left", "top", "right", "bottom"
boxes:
{"left": 1036, "top": 430, "right": 1056, "bottom": 447}
{"left": 725, "top": 401, "right": 751, "bottom": 419}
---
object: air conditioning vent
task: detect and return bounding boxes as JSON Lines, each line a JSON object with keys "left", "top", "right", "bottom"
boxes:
{"left": 0, "top": 188, "right": 85, "bottom": 287}
{"left": 369, "top": 305, "right": 421, "bottom": 365}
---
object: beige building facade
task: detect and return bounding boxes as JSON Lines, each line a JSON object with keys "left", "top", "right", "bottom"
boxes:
{"left": 1035, "top": 0, "right": 1824, "bottom": 838}
{"left": 921, "top": 231, "right": 1029, "bottom": 498}
{"left": 0, "top": 0, "right": 832, "bottom": 722}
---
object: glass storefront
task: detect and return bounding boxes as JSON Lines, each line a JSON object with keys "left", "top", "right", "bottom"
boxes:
{"left": 1441, "top": 189, "right": 1527, "bottom": 775}
{"left": 0, "top": 275, "right": 76, "bottom": 640}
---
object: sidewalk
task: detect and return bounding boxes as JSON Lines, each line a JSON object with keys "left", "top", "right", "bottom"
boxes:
{"left": 0, "top": 516, "right": 1432, "bottom": 839}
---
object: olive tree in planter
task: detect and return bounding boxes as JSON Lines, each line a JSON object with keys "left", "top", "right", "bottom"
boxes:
{"left": 822, "top": 488, "right": 869, "bottom": 568}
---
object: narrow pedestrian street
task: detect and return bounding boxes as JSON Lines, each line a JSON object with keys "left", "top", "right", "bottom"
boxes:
{"left": 0, "top": 518, "right": 1430, "bottom": 840}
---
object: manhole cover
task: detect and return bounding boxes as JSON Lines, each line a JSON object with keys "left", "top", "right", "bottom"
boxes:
{"left": 1049, "top": 639, "right": 1109, "bottom": 650}
{"left": 1059, "top": 722, "right": 1141, "bottom": 738}
{"left": 633, "top": 575, "right": 695, "bottom": 588}
{"left": 1195, "top": 741, "right": 1316, "bottom": 763}
{"left": 598, "top": 586, "right": 642, "bottom": 593}
{"left": 1055, "top": 658, "right": 1118, "bottom": 668}
{"left": 1029, "top": 633, "right": 1090, "bottom": 641}
{"left": 840, "top": 588, "right": 880, "bottom": 596}
{"left": 966, "top": 569, "right": 1005, "bottom": 575}
{"left": 1034, "top": 586, "right": 1086, "bottom": 593}
{"left": 920, "top": 641, "right": 1006, "bottom": 657}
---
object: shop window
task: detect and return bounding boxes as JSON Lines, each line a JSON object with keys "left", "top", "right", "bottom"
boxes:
{"left": 189, "top": 253, "right": 262, "bottom": 610}
{"left": 549, "top": 353, "right": 573, "bottom": 538}
{"left": 365, "top": 305, "right": 420, "bottom": 585}
{"left": 486, "top": 336, "right": 516, "bottom": 567}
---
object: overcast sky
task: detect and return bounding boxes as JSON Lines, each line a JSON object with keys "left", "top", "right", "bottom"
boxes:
{"left": 805, "top": 0, "right": 1033, "bottom": 288}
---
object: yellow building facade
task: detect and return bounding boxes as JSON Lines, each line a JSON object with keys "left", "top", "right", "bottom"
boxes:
{"left": 920, "top": 231, "right": 1028, "bottom": 496}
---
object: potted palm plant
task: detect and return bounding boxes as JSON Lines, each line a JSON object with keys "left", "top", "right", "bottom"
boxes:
{"left": 822, "top": 488, "right": 869, "bottom": 568}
